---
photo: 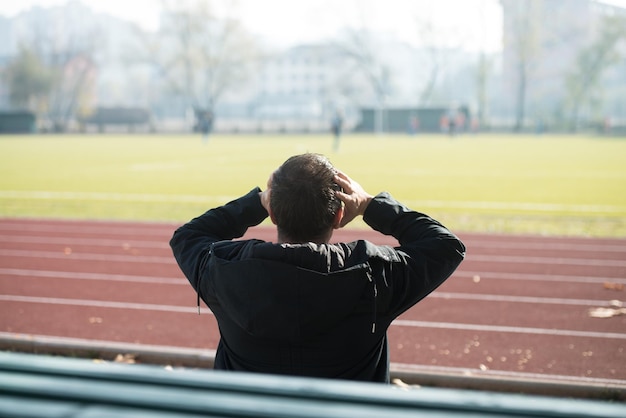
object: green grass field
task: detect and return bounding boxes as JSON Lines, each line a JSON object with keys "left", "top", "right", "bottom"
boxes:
{"left": 1, "top": 132, "right": 625, "bottom": 237}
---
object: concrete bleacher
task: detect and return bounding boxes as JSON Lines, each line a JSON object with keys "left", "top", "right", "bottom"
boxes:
{"left": 1, "top": 351, "right": 625, "bottom": 418}
{"left": 2, "top": 332, "right": 625, "bottom": 401}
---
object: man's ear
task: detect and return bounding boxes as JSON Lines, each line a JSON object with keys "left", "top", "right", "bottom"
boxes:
{"left": 268, "top": 206, "right": 278, "bottom": 225}
{"left": 333, "top": 206, "right": 344, "bottom": 229}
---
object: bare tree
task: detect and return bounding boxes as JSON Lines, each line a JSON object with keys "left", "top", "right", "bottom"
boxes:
{"left": 502, "top": 0, "right": 541, "bottom": 132}
{"left": 410, "top": 12, "right": 464, "bottom": 107}
{"left": 474, "top": 52, "right": 493, "bottom": 128}
{"left": 564, "top": 15, "right": 626, "bottom": 131}
{"left": 473, "top": 0, "right": 495, "bottom": 128}
{"left": 412, "top": 18, "right": 443, "bottom": 106}
{"left": 336, "top": 28, "right": 393, "bottom": 134}
{"left": 409, "top": 2, "right": 472, "bottom": 108}
{"left": 137, "top": 0, "right": 260, "bottom": 129}
{"left": 46, "top": 54, "right": 97, "bottom": 131}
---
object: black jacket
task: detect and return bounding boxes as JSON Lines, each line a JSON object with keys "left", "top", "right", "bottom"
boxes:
{"left": 170, "top": 188, "right": 465, "bottom": 382}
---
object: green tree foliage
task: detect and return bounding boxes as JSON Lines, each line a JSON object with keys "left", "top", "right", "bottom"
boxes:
{"left": 3, "top": 46, "right": 53, "bottom": 110}
{"left": 3, "top": 39, "right": 97, "bottom": 131}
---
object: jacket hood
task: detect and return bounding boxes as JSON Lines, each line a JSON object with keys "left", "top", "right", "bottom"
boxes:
{"left": 205, "top": 240, "right": 400, "bottom": 342}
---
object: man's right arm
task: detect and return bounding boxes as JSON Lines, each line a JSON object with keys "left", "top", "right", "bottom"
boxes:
{"left": 169, "top": 187, "right": 268, "bottom": 288}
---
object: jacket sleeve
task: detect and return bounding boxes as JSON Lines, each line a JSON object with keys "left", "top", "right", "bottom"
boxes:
{"left": 169, "top": 187, "right": 268, "bottom": 291}
{"left": 363, "top": 192, "right": 466, "bottom": 319}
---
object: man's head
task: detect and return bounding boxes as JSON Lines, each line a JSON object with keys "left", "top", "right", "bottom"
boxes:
{"left": 269, "top": 153, "right": 343, "bottom": 243}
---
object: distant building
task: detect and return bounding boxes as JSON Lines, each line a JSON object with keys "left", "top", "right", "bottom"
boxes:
{"left": 228, "top": 36, "right": 475, "bottom": 131}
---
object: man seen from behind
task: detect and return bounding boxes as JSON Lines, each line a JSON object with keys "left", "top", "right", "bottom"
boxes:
{"left": 170, "top": 153, "right": 466, "bottom": 383}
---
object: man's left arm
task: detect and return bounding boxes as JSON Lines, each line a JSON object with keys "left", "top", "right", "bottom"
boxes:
{"left": 364, "top": 192, "right": 466, "bottom": 317}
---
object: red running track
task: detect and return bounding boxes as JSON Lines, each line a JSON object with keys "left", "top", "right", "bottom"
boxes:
{"left": 0, "top": 218, "right": 625, "bottom": 389}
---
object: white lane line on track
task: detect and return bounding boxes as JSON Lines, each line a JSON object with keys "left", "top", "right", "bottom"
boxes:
{"left": 3, "top": 248, "right": 625, "bottom": 268}
{"left": 463, "top": 240, "right": 626, "bottom": 253}
{"left": 0, "top": 235, "right": 170, "bottom": 249}
{"left": 1, "top": 269, "right": 623, "bottom": 304}
{"left": 4, "top": 234, "right": 626, "bottom": 254}
{"left": 0, "top": 268, "right": 184, "bottom": 285}
{"left": 0, "top": 295, "right": 196, "bottom": 313}
{"left": 3, "top": 226, "right": 626, "bottom": 252}
{"left": 431, "top": 292, "right": 613, "bottom": 307}
{"left": 2, "top": 264, "right": 623, "bottom": 286}
{"left": 2, "top": 294, "right": 624, "bottom": 340}
{"left": 1, "top": 268, "right": 614, "bottom": 307}
{"left": 0, "top": 249, "right": 173, "bottom": 264}
{"left": 3, "top": 221, "right": 626, "bottom": 247}
{"left": 455, "top": 271, "right": 626, "bottom": 284}
{"left": 467, "top": 254, "right": 626, "bottom": 267}
{"left": 0, "top": 223, "right": 175, "bottom": 237}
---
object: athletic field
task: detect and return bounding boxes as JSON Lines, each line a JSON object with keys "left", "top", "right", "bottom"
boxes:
{"left": 1, "top": 132, "right": 625, "bottom": 237}
{"left": 1, "top": 132, "right": 626, "bottom": 397}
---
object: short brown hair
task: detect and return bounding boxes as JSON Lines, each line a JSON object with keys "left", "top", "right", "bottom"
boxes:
{"left": 270, "top": 153, "right": 341, "bottom": 243}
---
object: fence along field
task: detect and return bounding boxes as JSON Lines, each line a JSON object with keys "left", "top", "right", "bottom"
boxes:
{"left": 0, "top": 133, "right": 625, "bottom": 237}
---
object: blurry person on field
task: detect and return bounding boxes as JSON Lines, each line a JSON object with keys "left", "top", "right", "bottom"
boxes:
{"left": 199, "top": 110, "right": 214, "bottom": 143}
{"left": 170, "top": 153, "right": 465, "bottom": 383}
{"left": 331, "top": 109, "right": 344, "bottom": 151}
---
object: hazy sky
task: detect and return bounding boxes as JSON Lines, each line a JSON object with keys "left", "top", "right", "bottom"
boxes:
{"left": 2, "top": 0, "right": 626, "bottom": 52}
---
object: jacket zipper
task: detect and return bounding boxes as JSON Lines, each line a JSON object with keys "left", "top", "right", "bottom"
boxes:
{"left": 366, "top": 265, "right": 377, "bottom": 333}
